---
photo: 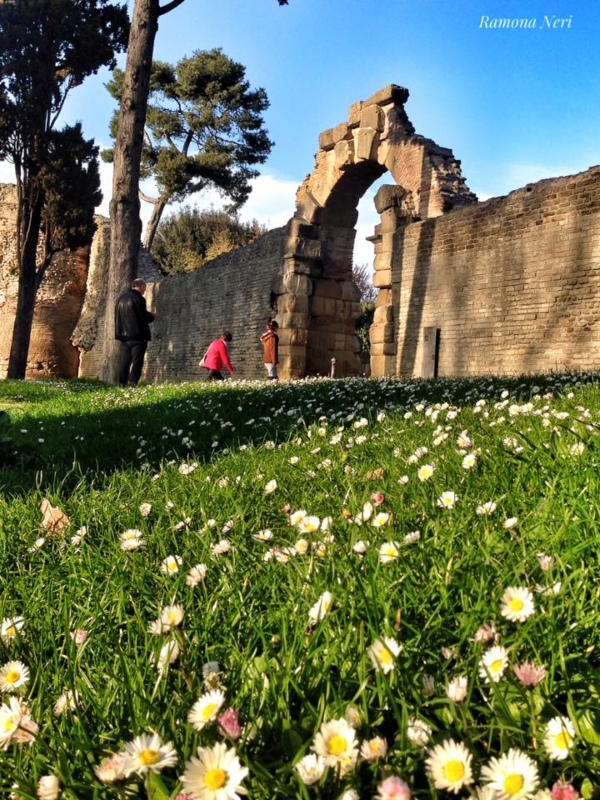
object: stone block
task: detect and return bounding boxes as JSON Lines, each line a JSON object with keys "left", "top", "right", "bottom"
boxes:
{"left": 370, "top": 322, "right": 395, "bottom": 345}
{"left": 332, "top": 122, "right": 350, "bottom": 144}
{"left": 354, "top": 127, "right": 379, "bottom": 161}
{"left": 286, "top": 217, "right": 318, "bottom": 239}
{"left": 373, "top": 268, "right": 392, "bottom": 288}
{"left": 309, "top": 295, "right": 328, "bottom": 317}
{"left": 277, "top": 293, "right": 310, "bottom": 315}
{"left": 360, "top": 105, "right": 384, "bottom": 132}
{"left": 278, "top": 312, "right": 310, "bottom": 329}
{"left": 364, "top": 84, "right": 409, "bottom": 108}
{"left": 284, "top": 236, "right": 323, "bottom": 261}
{"left": 318, "top": 128, "right": 335, "bottom": 151}
{"left": 348, "top": 101, "right": 363, "bottom": 127}
{"left": 295, "top": 190, "right": 322, "bottom": 224}
{"left": 278, "top": 327, "right": 308, "bottom": 347}
{"left": 281, "top": 272, "right": 313, "bottom": 295}
{"left": 374, "top": 184, "right": 406, "bottom": 213}
{"left": 313, "top": 279, "right": 342, "bottom": 299}
{"left": 373, "top": 253, "right": 391, "bottom": 272}
{"left": 340, "top": 280, "right": 361, "bottom": 302}
{"left": 374, "top": 304, "right": 394, "bottom": 324}
{"left": 334, "top": 139, "right": 354, "bottom": 169}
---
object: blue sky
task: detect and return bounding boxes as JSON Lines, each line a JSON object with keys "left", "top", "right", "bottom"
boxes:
{"left": 2, "top": 0, "right": 598, "bottom": 265}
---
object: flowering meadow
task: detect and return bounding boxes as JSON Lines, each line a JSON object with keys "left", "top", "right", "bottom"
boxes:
{"left": 1, "top": 372, "right": 600, "bottom": 800}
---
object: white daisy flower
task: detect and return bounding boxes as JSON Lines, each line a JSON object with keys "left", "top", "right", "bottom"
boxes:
{"left": 437, "top": 491, "right": 457, "bottom": 509}
{"left": 543, "top": 715, "right": 576, "bottom": 760}
{"left": 0, "top": 617, "right": 25, "bottom": 642}
{"left": 186, "top": 564, "right": 207, "bottom": 586}
{"left": 294, "top": 753, "right": 326, "bottom": 785}
{"left": 161, "top": 555, "right": 182, "bottom": 575}
{"left": 476, "top": 501, "right": 497, "bottom": 516}
{"left": 159, "top": 604, "right": 184, "bottom": 630}
{"left": 371, "top": 512, "right": 390, "bottom": 528}
{"left": 462, "top": 453, "right": 477, "bottom": 469}
{"left": 407, "top": 717, "right": 432, "bottom": 747}
{"left": 264, "top": 479, "right": 277, "bottom": 494}
{"left": 417, "top": 464, "right": 435, "bottom": 481}
{"left": 188, "top": 689, "right": 226, "bottom": 731}
{"left": 180, "top": 741, "right": 249, "bottom": 800}
{"left": 311, "top": 717, "right": 359, "bottom": 768}
{"left": 426, "top": 738, "right": 474, "bottom": 793}
{"left": 379, "top": 542, "right": 400, "bottom": 564}
{"left": 360, "top": 736, "right": 388, "bottom": 761}
{"left": 368, "top": 637, "right": 402, "bottom": 674}
{"left": 480, "top": 748, "right": 539, "bottom": 799}
{"left": 479, "top": 645, "right": 509, "bottom": 683}
{"left": 500, "top": 587, "right": 535, "bottom": 623}
{"left": 37, "top": 775, "right": 60, "bottom": 800}
{"left": 308, "top": 591, "right": 333, "bottom": 625}
{"left": 297, "top": 515, "right": 321, "bottom": 534}
{"left": 121, "top": 732, "right": 177, "bottom": 777}
{"left": 120, "top": 529, "right": 146, "bottom": 551}
{"left": 0, "top": 661, "right": 29, "bottom": 693}
{"left": 446, "top": 676, "right": 468, "bottom": 703}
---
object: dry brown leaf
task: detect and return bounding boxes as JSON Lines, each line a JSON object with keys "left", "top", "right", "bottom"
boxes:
{"left": 364, "top": 467, "right": 386, "bottom": 480}
{"left": 40, "top": 499, "right": 70, "bottom": 532}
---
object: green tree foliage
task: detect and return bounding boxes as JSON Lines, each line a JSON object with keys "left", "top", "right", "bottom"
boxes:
{"left": 352, "top": 263, "right": 377, "bottom": 355}
{"left": 0, "top": 0, "right": 128, "bottom": 379}
{"left": 152, "top": 206, "right": 267, "bottom": 275}
{"left": 104, "top": 49, "right": 274, "bottom": 251}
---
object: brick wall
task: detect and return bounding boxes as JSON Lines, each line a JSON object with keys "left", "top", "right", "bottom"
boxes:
{"left": 78, "top": 225, "right": 286, "bottom": 382}
{"left": 392, "top": 166, "right": 600, "bottom": 376}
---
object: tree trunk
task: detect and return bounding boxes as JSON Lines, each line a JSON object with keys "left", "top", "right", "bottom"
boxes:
{"left": 6, "top": 192, "right": 44, "bottom": 379}
{"left": 101, "top": 0, "right": 160, "bottom": 383}
{"left": 142, "top": 195, "right": 167, "bottom": 251}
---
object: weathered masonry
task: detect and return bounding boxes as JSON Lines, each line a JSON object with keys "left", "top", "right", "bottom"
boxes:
{"left": 1, "top": 84, "right": 600, "bottom": 381}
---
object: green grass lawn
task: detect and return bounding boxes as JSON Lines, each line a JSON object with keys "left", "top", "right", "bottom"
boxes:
{"left": 0, "top": 373, "right": 599, "bottom": 800}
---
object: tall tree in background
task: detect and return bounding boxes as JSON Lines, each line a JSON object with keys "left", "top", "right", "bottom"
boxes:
{"left": 102, "top": 0, "right": 289, "bottom": 383}
{"left": 0, "top": 0, "right": 128, "bottom": 379}
{"left": 104, "top": 49, "right": 273, "bottom": 251}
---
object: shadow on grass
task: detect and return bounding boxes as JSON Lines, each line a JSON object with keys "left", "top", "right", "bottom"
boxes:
{"left": 1, "top": 371, "right": 598, "bottom": 496}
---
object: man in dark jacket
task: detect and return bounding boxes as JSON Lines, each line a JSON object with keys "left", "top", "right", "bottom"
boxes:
{"left": 114, "top": 278, "right": 158, "bottom": 387}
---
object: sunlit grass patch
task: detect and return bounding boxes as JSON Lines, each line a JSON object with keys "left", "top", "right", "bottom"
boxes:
{"left": 0, "top": 372, "right": 599, "bottom": 798}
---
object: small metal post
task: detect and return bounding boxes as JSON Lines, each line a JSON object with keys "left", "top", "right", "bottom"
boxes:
{"left": 330, "top": 357, "right": 336, "bottom": 378}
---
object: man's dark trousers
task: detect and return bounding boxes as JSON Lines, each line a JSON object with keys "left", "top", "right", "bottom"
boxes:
{"left": 118, "top": 340, "right": 148, "bottom": 386}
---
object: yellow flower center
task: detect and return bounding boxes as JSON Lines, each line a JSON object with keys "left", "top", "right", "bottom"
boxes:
{"left": 1, "top": 714, "right": 18, "bottom": 733}
{"left": 205, "top": 768, "right": 227, "bottom": 790}
{"left": 509, "top": 598, "right": 525, "bottom": 612}
{"left": 201, "top": 702, "right": 218, "bottom": 719}
{"left": 4, "top": 670, "right": 20, "bottom": 684}
{"left": 4, "top": 626, "right": 16, "bottom": 638}
{"left": 504, "top": 773, "right": 524, "bottom": 795}
{"left": 168, "top": 562, "right": 178, "bottom": 572}
{"left": 138, "top": 748, "right": 160, "bottom": 766}
{"left": 555, "top": 731, "right": 572, "bottom": 750}
{"left": 379, "top": 648, "right": 393, "bottom": 665}
{"left": 328, "top": 734, "right": 348, "bottom": 756}
{"left": 444, "top": 759, "right": 465, "bottom": 782}
{"left": 491, "top": 659, "right": 504, "bottom": 673}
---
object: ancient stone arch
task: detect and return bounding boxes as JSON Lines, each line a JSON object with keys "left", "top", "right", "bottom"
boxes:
{"left": 273, "top": 84, "right": 477, "bottom": 379}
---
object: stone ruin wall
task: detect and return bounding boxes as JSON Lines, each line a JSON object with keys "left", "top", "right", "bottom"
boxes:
{"left": 75, "top": 222, "right": 286, "bottom": 382}
{"left": 0, "top": 184, "right": 88, "bottom": 379}
{"left": 1, "top": 83, "right": 600, "bottom": 383}
{"left": 388, "top": 166, "right": 600, "bottom": 377}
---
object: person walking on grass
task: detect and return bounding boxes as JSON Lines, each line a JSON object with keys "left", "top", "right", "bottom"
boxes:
{"left": 260, "top": 319, "right": 279, "bottom": 380}
{"left": 202, "top": 331, "right": 234, "bottom": 380}
{"left": 114, "top": 278, "right": 159, "bottom": 387}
